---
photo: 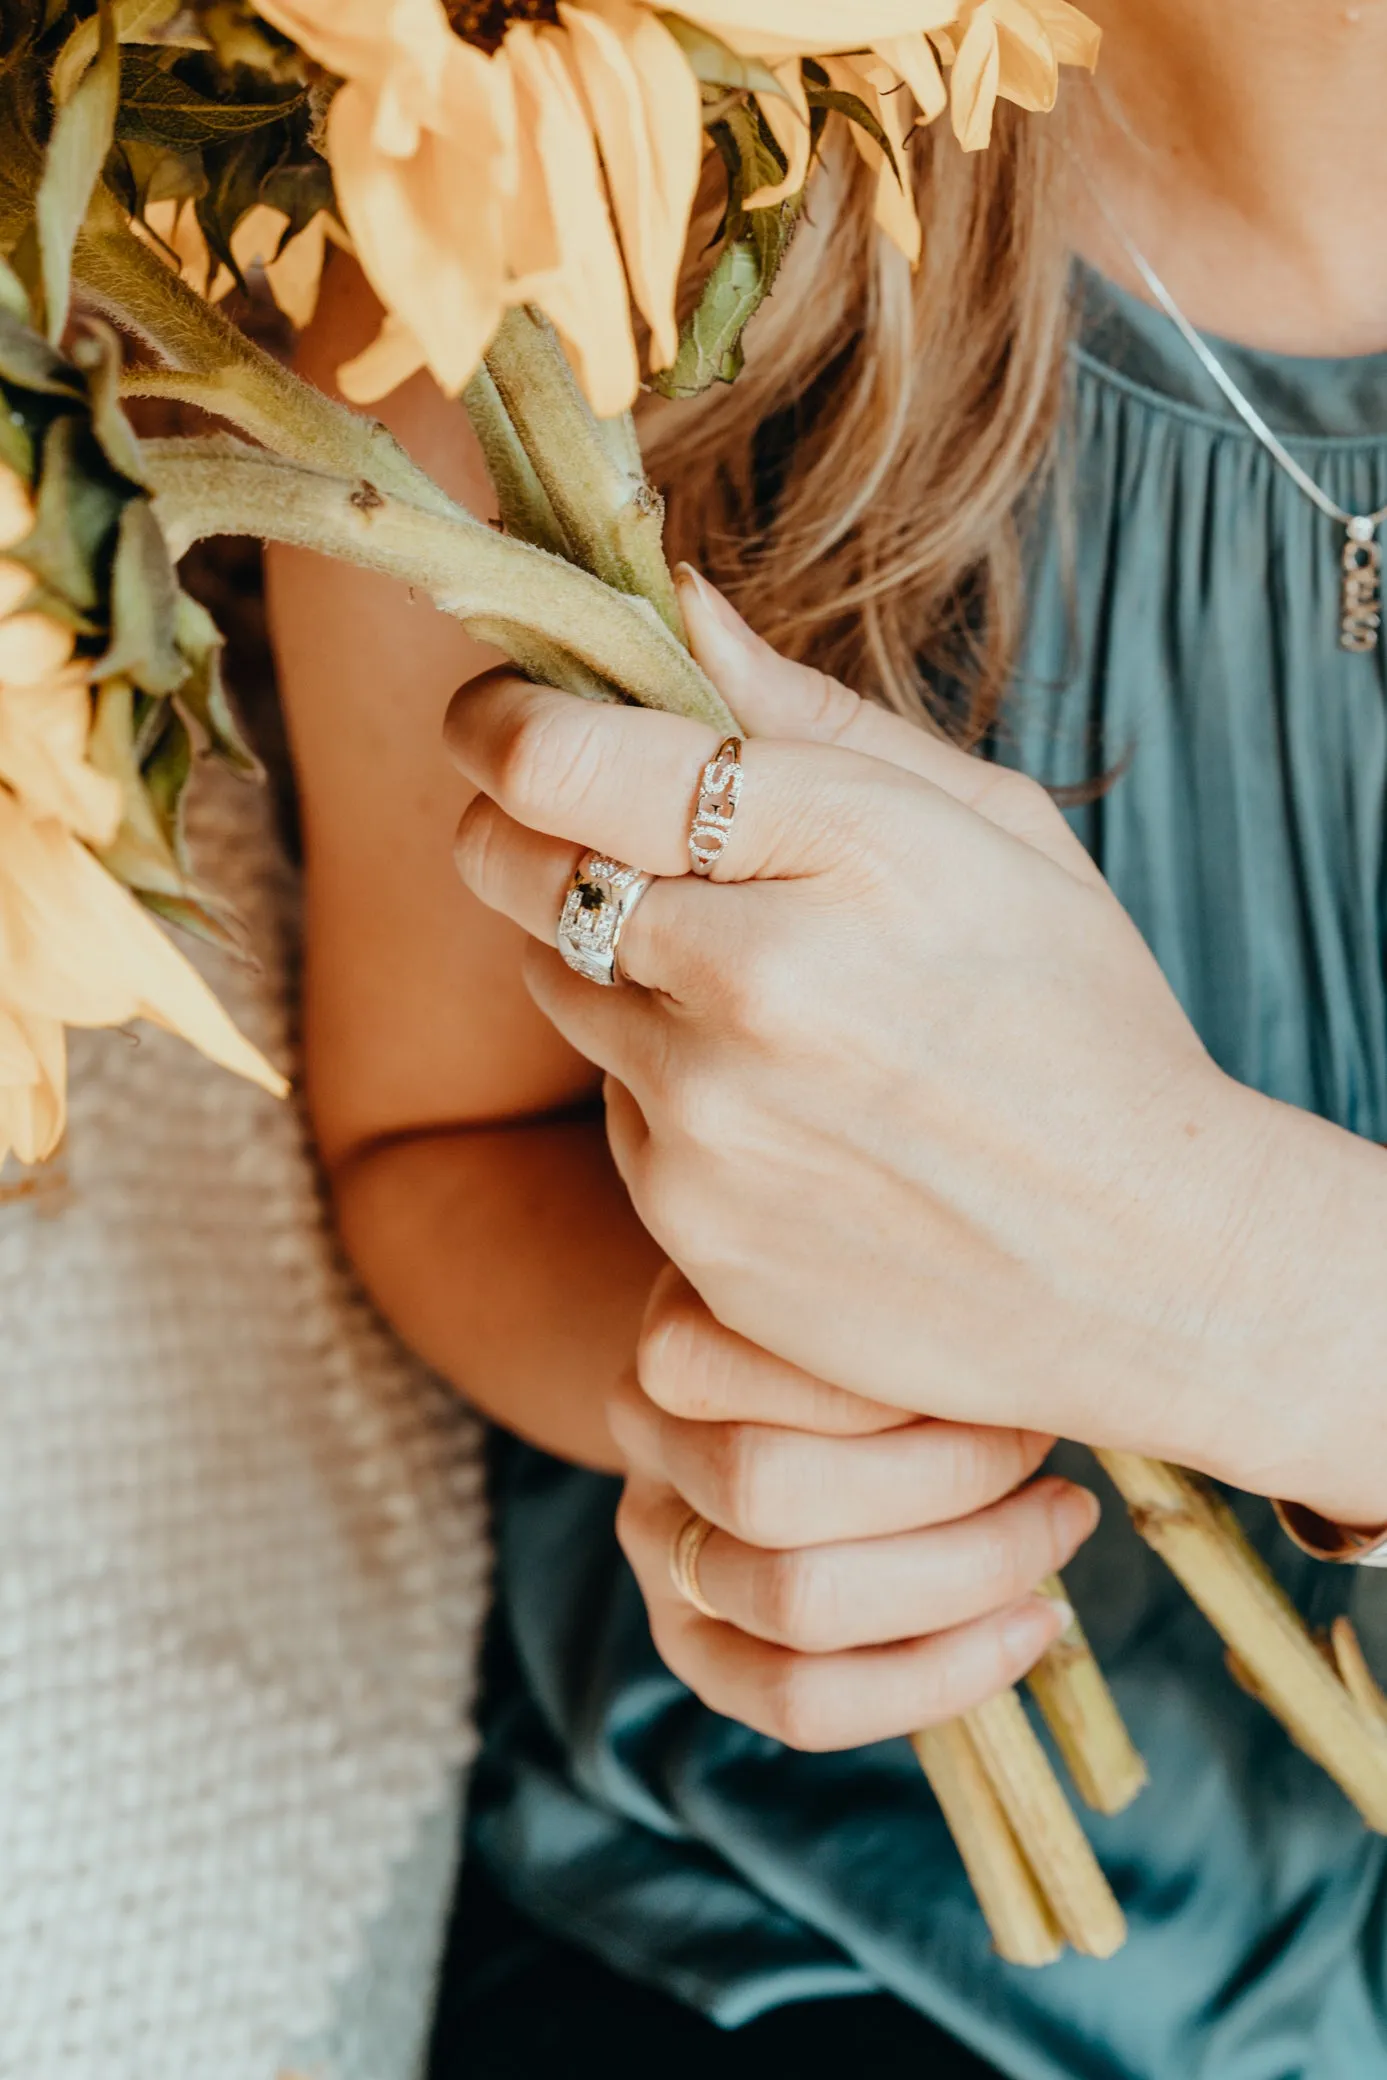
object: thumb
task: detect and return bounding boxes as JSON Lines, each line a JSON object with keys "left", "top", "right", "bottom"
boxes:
{"left": 675, "top": 565, "right": 1100, "bottom": 881}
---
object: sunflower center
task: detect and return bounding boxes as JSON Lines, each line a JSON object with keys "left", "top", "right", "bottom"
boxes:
{"left": 446, "top": 0, "right": 562, "bottom": 54}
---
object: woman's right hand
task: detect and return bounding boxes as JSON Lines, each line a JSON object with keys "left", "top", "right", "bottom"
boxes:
{"left": 609, "top": 1268, "right": 1102, "bottom": 1752}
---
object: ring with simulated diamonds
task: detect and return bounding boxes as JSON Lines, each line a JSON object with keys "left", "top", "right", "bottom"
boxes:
{"left": 688, "top": 736, "right": 744, "bottom": 876}
{"left": 669, "top": 1510, "right": 720, "bottom": 1618}
{"left": 557, "top": 851, "right": 654, "bottom": 986}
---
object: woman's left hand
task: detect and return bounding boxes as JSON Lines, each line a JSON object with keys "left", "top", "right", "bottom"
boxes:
{"left": 447, "top": 573, "right": 1387, "bottom": 1526}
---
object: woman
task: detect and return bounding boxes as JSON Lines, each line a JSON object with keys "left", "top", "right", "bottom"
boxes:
{"left": 268, "top": 1, "right": 1387, "bottom": 2072}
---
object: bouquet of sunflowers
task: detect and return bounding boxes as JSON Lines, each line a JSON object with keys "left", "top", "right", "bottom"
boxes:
{"left": 5, "top": 0, "right": 1386, "bottom": 1971}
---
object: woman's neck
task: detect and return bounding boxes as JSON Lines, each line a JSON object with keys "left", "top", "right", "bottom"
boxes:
{"left": 1068, "top": 0, "right": 1387, "bottom": 354}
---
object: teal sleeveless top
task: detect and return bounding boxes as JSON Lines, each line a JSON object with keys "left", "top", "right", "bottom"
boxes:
{"left": 466, "top": 267, "right": 1387, "bottom": 2080}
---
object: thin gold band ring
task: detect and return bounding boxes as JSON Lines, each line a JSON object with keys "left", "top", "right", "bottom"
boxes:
{"left": 669, "top": 1509, "right": 720, "bottom": 1619}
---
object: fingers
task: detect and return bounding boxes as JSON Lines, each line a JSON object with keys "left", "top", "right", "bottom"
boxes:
{"left": 608, "top": 1373, "right": 1059, "bottom": 1548}
{"left": 619, "top": 1478, "right": 1068, "bottom": 1751}
{"left": 455, "top": 792, "right": 731, "bottom": 997}
{"left": 445, "top": 669, "right": 920, "bottom": 885}
{"left": 639, "top": 1266, "right": 912, "bottom": 1436}
{"left": 677, "top": 567, "right": 1099, "bottom": 880}
{"left": 620, "top": 1472, "right": 1095, "bottom": 1657}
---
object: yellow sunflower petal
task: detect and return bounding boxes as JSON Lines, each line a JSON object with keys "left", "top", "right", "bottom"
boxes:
{"left": 0, "top": 791, "right": 286, "bottom": 1096}
{"left": 1032, "top": 0, "right": 1102, "bottom": 69}
{"left": 327, "top": 72, "right": 508, "bottom": 396}
{"left": 744, "top": 61, "right": 813, "bottom": 213}
{"left": 822, "top": 56, "right": 921, "bottom": 265}
{"left": 0, "top": 1006, "right": 64, "bottom": 1167}
{"left": 990, "top": 0, "right": 1060, "bottom": 112}
{"left": 557, "top": 0, "right": 703, "bottom": 372}
{"left": 949, "top": 3, "right": 1002, "bottom": 150}
{"left": 0, "top": 673, "right": 122, "bottom": 843}
{"left": 504, "top": 23, "right": 640, "bottom": 417}
{"left": 336, "top": 309, "right": 429, "bottom": 403}
{"left": 682, "top": 0, "right": 960, "bottom": 61}
{"left": 0, "top": 612, "right": 76, "bottom": 686}
{"left": 871, "top": 32, "right": 948, "bottom": 125}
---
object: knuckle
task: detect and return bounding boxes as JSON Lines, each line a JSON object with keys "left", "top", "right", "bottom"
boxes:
{"left": 637, "top": 1285, "right": 710, "bottom": 1417}
{"left": 451, "top": 797, "right": 502, "bottom": 895}
{"left": 663, "top": 1064, "right": 735, "bottom": 1151}
{"left": 803, "top": 668, "right": 863, "bottom": 746}
{"left": 709, "top": 1424, "right": 784, "bottom": 1547}
{"left": 494, "top": 701, "right": 596, "bottom": 825}
{"left": 752, "top": 1549, "right": 825, "bottom": 1650}
{"left": 718, "top": 939, "right": 799, "bottom": 1042}
{"left": 762, "top": 1657, "right": 835, "bottom": 1751}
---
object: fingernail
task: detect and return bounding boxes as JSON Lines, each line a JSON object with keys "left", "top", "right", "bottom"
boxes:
{"left": 1071, "top": 1488, "right": 1103, "bottom": 1541}
{"left": 674, "top": 563, "right": 755, "bottom": 649}
{"left": 1004, "top": 1599, "right": 1064, "bottom": 1662}
{"left": 1041, "top": 1594, "right": 1077, "bottom": 1634}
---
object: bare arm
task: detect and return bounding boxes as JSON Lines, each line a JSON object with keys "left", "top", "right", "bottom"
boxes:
{"left": 266, "top": 256, "right": 660, "bottom": 1472}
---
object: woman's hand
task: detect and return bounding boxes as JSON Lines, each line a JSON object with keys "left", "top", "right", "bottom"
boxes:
{"left": 447, "top": 574, "right": 1387, "bottom": 1526}
{"left": 610, "top": 1268, "right": 1098, "bottom": 1750}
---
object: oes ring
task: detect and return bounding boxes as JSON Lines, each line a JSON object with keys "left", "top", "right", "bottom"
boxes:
{"left": 689, "top": 737, "right": 744, "bottom": 876}
{"left": 557, "top": 851, "right": 654, "bottom": 986}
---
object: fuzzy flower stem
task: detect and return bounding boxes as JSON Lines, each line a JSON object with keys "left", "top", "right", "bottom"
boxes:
{"left": 73, "top": 206, "right": 463, "bottom": 522}
{"left": 484, "top": 307, "right": 686, "bottom": 640}
{"left": 142, "top": 438, "right": 736, "bottom": 730}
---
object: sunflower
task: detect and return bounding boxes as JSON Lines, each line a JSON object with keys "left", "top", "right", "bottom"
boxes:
{"left": 0, "top": 465, "right": 285, "bottom": 1171}
{"left": 250, "top": 0, "right": 1098, "bottom": 416}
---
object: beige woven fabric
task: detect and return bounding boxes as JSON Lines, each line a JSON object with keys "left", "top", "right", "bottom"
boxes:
{"left": 0, "top": 769, "right": 491, "bottom": 2080}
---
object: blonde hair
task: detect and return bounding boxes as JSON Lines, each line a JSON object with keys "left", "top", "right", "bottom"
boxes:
{"left": 642, "top": 109, "right": 1076, "bottom": 746}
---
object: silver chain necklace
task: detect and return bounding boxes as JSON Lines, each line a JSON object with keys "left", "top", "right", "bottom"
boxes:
{"left": 1084, "top": 191, "right": 1387, "bottom": 655}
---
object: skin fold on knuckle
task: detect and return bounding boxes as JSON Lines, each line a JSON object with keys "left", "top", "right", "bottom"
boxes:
{"left": 495, "top": 693, "right": 605, "bottom": 833}
{"left": 707, "top": 1422, "right": 797, "bottom": 1548}
{"left": 748, "top": 1546, "right": 834, "bottom": 1651}
{"left": 637, "top": 1282, "right": 716, "bottom": 1419}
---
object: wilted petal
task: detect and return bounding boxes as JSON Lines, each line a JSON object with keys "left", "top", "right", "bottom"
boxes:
{"left": 871, "top": 33, "right": 948, "bottom": 124}
{"left": 991, "top": 0, "right": 1060, "bottom": 111}
{"left": 558, "top": 1, "right": 702, "bottom": 371}
{"left": 0, "top": 468, "right": 33, "bottom": 554}
{"left": 0, "top": 612, "right": 76, "bottom": 686}
{"left": 0, "top": 673, "right": 122, "bottom": 843}
{"left": 337, "top": 308, "right": 429, "bottom": 403}
{"left": 328, "top": 75, "right": 508, "bottom": 395}
{"left": 745, "top": 61, "right": 813, "bottom": 212}
{"left": 683, "top": 0, "right": 960, "bottom": 60}
{"left": 0, "top": 1006, "right": 64, "bottom": 1167}
{"left": 823, "top": 56, "right": 922, "bottom": 264}
{"left": 139, "top": 197, "right": 226, "bottom": 299}
{"left": 505, "top": 24, "right": 640, "bottom": 417}
{"left": 1033, "top": 0, "right": 1102, "bottom": 69}
{"left": 0, "top": 791, "right": 286, "bottom": 1095}
{"left": 950, "top": 3, "right": 1002, "bottom": 149}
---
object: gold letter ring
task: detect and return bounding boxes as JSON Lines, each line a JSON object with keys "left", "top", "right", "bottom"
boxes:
{"left": 669, "top": 1509, "right": 720, "bottom": 1619}
{"left": 557, "top": 851, "right": 654, "bottom": 986}
{"left": 688, "top": 737, "right": 744, "bottom": 877}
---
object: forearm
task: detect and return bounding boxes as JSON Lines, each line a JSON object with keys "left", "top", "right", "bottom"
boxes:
{"left": 330, "top": 1114, "right": 664, "bottom": 1473}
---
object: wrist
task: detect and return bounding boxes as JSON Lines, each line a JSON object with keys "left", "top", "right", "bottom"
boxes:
{"left": 1172, "top": 1081, "right": 1387, "bottom": 1524}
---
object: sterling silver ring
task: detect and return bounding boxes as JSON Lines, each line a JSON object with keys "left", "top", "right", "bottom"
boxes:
{"left": 557, "top": 851, "right": 654, "bottom": 986}
{"left": 688, "top": 736, "right": 744, "bottom": 876}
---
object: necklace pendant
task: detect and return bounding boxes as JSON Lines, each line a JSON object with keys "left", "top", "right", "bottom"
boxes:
{"left": 1341, "top": 518, "right": 1382, "bottom": 653}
